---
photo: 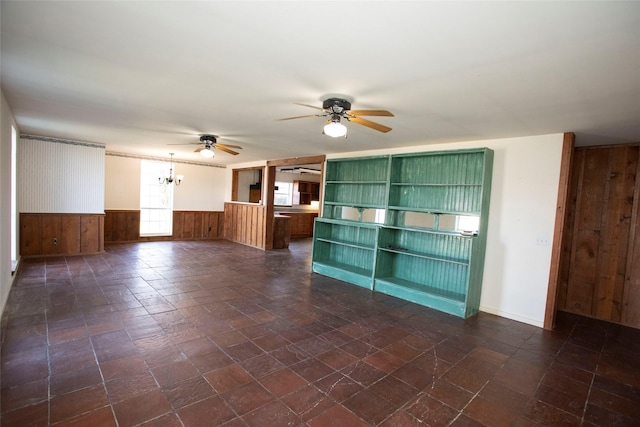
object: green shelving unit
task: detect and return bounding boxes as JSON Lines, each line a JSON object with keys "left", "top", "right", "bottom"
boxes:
{"left": 312, "top": 156, "right": 390, "bottom": 289}
{"left": 312, "top": 149, "right": 493, "bottom": 318}
{"left": 312, "top": 219, "right": 379, "bottom": 289}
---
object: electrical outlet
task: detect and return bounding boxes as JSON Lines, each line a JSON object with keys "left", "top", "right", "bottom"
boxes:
{"left": 535, "top": 236, "right": 550, "bottom": 245}
{"left": 53, "top": 237, "right": 58, "bottom": 245}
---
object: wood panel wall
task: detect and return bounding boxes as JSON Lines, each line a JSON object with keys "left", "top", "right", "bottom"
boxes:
{"left": 279, "top": 212, "right": 318, "bottom": 238}
{"left": 104, "top": 210, "right": 224, "bottom": 243}
{"left": 558, "top": 144, "right": 640, "bottom": 328}
{"left": 224, "top": 203, "right": 266, "bottom": 249}
{"left": 20, "top": 213, "right": 104, "bottom": 257}
{"left": 172, "top": 211, "right": 224, "bottom": 240}
{"left": 104, "top": 210, "right": 140, "bottom": 242}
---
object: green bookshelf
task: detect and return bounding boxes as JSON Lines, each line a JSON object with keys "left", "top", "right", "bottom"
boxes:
{"left": 312, "top": 149, "right": 493, "bottom": 318}
{"left": 312, "top": 156, "right": 390, "bottom": 289}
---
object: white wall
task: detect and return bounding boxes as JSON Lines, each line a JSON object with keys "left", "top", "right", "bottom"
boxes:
{"left": 19, "top": 137, "right": 105, "bottom": 213}
{"left": 105, "top": 154, "right": 227, "bottom": 211}
{"left": 105, "top": 155, "right": 140, "bottom": 209}
{"left": 0, "top": 91, "right": 19, "bottom": 315}
{"left": 225, "top": 160, "right": 267, "bottom": 203}
{"left": 327, "top": 133, "right": 564, "bottom": 327}
{"left": 173, "top": 162, "right": 226, "bottom": 211}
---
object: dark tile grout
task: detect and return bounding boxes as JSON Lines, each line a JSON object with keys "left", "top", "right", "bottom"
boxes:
{"left": 1, "top": 239, "right": 639, "bottom": 426}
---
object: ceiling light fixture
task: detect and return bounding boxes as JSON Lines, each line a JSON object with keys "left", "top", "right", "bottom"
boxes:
{"left": 323, "top": 116, "right": 347, "bottom": 138}
{"left": 159, "top": 153, "right": 183, "bottom": 186}
{"left": 200, "top": 146, "right": 215, "bottom": 158}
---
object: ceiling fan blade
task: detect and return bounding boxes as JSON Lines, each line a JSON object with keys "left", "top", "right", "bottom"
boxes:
{"left": 294, "top": 103, "right": 324, "bottom": 111}
{"left": 214, "top": 145, "right": 239, "bottom": 155}
{"left": 216, "top": 143, "right": 242, "bottom": 149}
{"left": 168, "top": 142, "right": 201, "bottom": 145}
{"left": 194, "top": 145, "right": 205, "bottom": 152}
{"left": 348, "top": 110, "right": 394, "bottom": 117}
{"left": 277, "top": 114, "right": 320, "bottom": 121}
{"left": 348, "top": 117, "right": 392, "bottom": 133}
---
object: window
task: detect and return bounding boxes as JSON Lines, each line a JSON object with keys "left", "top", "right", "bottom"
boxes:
{"left": 140, "top": 159, "right": 173, "bottom": 236}
{"left": 274, "top": 181, "right": 293, "bottom": 206}
{"left": 10, "top": 126, "right": 17, "bottom": 268}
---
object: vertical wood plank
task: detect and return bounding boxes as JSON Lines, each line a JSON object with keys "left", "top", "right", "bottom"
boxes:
{"left": 104, "top": 211, "right": 114, "bottom": 242}
{"left": 41, "top": 214, "right": 61, "bottom": 255}
{"left": 173, "top": 211, "right": 184, "bottom": 239}
{"left": 80, "top": 215, "right": 99, "bottom": 253}
{"left": 264, "top": 165, "right": 275, "bottom": 250}
{"left": 60, "top": 215, "right": 80, "bottom": 254}
{"left": 593, "top": 147, "right": 635, "bottom": 321}
{"left": 556, "top": 148, "right": 583, "bottom": 311}
{"left": 194, "top": 212, "right": 204, "bottom": 239}
{"left": 622, "top": 147, "right": 640, "bottom": 327}
{"left": 20, "top": 213, "right": 41, "bottom": 256}
{"left": 183, "top": 212, "right": 195, "bottom": 239}
{"left": 559, "top": 143, "right": 640, "bottom": 329}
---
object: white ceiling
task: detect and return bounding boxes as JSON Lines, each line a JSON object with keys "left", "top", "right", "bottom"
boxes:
{"left": 2, "top": 1, "right": 639, "bottom": 166}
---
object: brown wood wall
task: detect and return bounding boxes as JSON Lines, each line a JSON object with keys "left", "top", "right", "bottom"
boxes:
{"left": 224, "top": 203, "right": 266, "bottom": 249}
{"left": 558, "top": 144, "right": 640, "bottom": 328}
{"left": 104, "top": 210, "right": 224, "bottom": 243}
{"left": 20, "top": 213, "right": 104, "bottom": 257}
{"left": 279, "top": 212, "right": 318, "bottom": 238}
{"left": 104, "top": 210, "right": 140, "bottom": 242}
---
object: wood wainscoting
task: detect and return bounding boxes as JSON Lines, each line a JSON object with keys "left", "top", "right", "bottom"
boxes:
{"left": 224, "top": 203, "right": 266, "bottom": 249}
{"left": 104, "top": 210, "right": 224, "bottom": 244}
{"left": 20, "top": 213, "right": 105, "bottom": 257}
{"left": 104, "top": 210, "right": 140, "bottom": 243}
{"left": 278, "top": 212, "right": 318, "bottom": 238}
{"left": 557, "top": 143, "right": 640, "bottom": 328}
{"left": 171, "top": 211, "right": 224, "bottom": 240}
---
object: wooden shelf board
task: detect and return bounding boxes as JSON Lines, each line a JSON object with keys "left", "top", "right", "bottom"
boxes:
{"left": 374, "top": 277, "right": 468, "bottom": 317}
{"left": 377, "top": 247, "right": 469, "bottom": 265}
{"left": 316, "top": 238, "right": 375, "bottom": 251}
{"left": 312, "top": 261, "right": 373, "bottom": 289}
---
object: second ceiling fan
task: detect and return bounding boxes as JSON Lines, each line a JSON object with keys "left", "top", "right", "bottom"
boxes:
{"left": 279, "top": 98, "right": 394, "bottom": 137}
{"left": 169, "top": 134, "right": 242, "bottom": 158}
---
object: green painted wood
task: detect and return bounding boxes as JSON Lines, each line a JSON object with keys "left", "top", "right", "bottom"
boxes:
{"left": 312, "top": 261, "right": 373, "bottom": 289}
{"left": 325, "top": 156, "right": 390, "bottom": 182}
{"left": 374, "top": 278, "right": 467, "bottom": 317}
{"left": 313, "top": 148, "right": 493, "bottom": 319}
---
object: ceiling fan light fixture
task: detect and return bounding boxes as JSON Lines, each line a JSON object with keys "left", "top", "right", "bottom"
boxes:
{"left": 324, "top": 121, "right": 347, "bottom": 138}
{"left": 200, "top": 147, "right": 215, "bottom": 158}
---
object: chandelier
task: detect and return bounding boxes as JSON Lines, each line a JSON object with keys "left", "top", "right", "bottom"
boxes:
{"left": 159, "top": 153, "right": 183, "bottom": 186}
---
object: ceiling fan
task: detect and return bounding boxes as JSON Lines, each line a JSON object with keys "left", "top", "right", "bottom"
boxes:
{"left": 278, "top": 98, "right": 394, "bottom": 137}
{"left": 169, "top": 134, "right": 242, "bottom": 158}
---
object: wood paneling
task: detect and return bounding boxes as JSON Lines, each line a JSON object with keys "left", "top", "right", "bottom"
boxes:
{"left": 279, "top": 212, "right": 318, "bottom": 238}
{"left": 104, "top": 210, "right": 140, "bottom": 242}
{"left": 172, "top": 211, "right": 224, "bottom": 240}
{"left": 273, "top": 216, "right": 291, "bottom": 249}
{"left": 224, "top": 203, "right": 266, "bottom": 249}
{"left": 559, "top": 144, "right": 640, "bottom": 328}
{"left": 20, "top": 213, "right": 104, "bottom": 257}
{"left": 104, "top": 210, "right": 224, "bottom": 243}
{"left": 544, "top": 133, "right": 575, "bottom": 329}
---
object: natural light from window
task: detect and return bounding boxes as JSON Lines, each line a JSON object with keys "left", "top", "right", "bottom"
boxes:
{"left": 274, "top": 181, "right": 293, "bottom": 206}
{"left": 140, "top": 159, "right": 173, "bottom": 236}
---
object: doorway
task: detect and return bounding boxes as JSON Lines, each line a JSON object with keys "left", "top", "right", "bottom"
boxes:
{"left": 266, "top": 155, "right": 326, "bottom": 250}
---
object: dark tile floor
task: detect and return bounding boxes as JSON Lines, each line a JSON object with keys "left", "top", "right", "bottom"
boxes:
{"left": 1, "top": 239, "right": 639, "bottom": 426}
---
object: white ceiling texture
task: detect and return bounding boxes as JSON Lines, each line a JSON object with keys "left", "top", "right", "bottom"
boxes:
{"left": 1, "top": 1, "right": 639, "bottom": 165}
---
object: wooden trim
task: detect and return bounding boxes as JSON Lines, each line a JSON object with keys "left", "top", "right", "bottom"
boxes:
{"left": 266, "top": 155, "right": 326, "bottom": 167}
{"left": 264, "top": 165, "right": 276, "bottom": 250}
{"left": 231, "top": 169, "right": 239, "bottom": 202}
{"left": 543, "top": 132, "right": 575, "bottom": 330}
